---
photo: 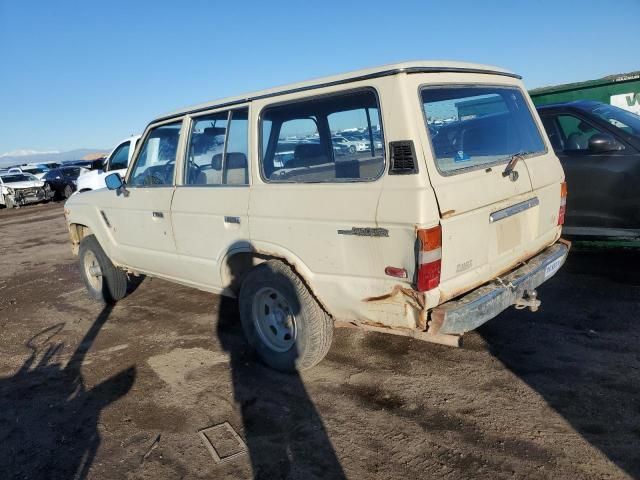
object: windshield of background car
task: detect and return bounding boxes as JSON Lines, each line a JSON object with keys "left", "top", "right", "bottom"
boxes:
{"left": 1, "top": 174, "right": 31, "bottom": 183}
{"left": 590, "top": 104, "right": 640, "bottom": 136}
{"left": 421, "top": 86, "right": 546, "bottom": 174}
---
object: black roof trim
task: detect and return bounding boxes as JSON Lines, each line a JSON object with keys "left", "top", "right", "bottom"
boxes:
{"left": 152, "top": 66, "right": 522, "bottom": 124}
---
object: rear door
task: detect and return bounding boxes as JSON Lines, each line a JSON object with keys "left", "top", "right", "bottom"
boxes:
{"left": 414, "top": 79, "right": 563, "bottom": 297}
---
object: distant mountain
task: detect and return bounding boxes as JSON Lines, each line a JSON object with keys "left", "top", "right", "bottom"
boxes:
{"left": 0, "top": 148, "right": 108, "bottom": 168}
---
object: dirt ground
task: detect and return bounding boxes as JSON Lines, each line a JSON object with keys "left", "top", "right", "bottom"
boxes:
{"left": 1, "top": 202, "right": 639, "bottom": 480}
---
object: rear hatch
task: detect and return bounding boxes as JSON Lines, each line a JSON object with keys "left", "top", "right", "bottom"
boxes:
{"left": 419, "top": 83, "right": 564, "bottom": 301}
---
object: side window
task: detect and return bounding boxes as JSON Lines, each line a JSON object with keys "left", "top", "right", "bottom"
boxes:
{"left": 224, "top": 109, "right": 249, "bottom": 185}
{"left": 556, "top": 115, "right": 604, "bottom": 152}
{"left": 129, "top": 122, "right": 182, "bottom": 186}
{"left": 185, "top": 108, "right": 248, "bottom": 186}
{"left": 44, "top": 169, "right": 58, "bottom": 180}
{"left": 108, "top": 142, "right": 130, "bottom": 171}
{"left": 541, "top": 116, "right": 564, "bottom": 152}
{"left": 261, "top": 90, "right": 385, "bottom": 182}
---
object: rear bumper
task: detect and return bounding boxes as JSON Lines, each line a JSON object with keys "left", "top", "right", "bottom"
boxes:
{"left": 430, "top": 241, "right": 570, "bottom": 335}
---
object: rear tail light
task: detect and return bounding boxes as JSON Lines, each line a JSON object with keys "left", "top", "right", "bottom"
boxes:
{"left": 558, "top": 181, "right": 567, "bottom": 226}
{"left": 417, "top": 225, "right": 441, "bottom": 292}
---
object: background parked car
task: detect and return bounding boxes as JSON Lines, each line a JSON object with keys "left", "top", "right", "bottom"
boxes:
{"left": 0, "top": 172, "right": 53, "bottom": 208}
{"left": 75, "top": 135, "right": 141, "bottom": 193}
{"left": 43, "top": 166, "right": 89, "bottom": 199}
{"left": 16, "top": 164, "right": 50, "bottom": 179}
{"left": 537, "top": 100, "right": 640, "bottom": 240}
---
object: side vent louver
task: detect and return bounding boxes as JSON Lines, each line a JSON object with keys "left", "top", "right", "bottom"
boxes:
{"left": 389, "top": 140, "right": 418, "bottom": 175}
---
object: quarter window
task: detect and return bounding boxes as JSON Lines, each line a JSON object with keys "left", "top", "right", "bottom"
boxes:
{"left": 185, "top": 108, "right": 249, "bottom": 185}
{"left": 261, "top": 90, "right": 385, "bottom": 182}
{"left": 129, "top": 122, "right": 182, "bottom": 186}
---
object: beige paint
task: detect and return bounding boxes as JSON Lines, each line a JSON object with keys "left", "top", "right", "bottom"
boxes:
{"left": 65, "top": 61, "right": 564, "bottom": 332}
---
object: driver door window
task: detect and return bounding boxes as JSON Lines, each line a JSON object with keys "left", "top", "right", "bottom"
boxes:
{"left": 129, "top": 122, "right": 182, "bottom": 186}
{"left": 555, "top": 115, "right": 605, "bottom": 152}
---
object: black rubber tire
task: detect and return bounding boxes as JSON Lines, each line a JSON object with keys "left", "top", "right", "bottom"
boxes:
{"left": 349, "top": 145, "right": 356, "bottom": 154}
{"left": 78, "top": 235, "right": 128, "bottom": 304}
{"left": 238, "top": 260, "right": 333, "bottom": 372}
{"left": 63, "top": 185, "right": 73, "bottom": 199}
{"left": 6, "top": 196, "right": 15, "bottom": 209}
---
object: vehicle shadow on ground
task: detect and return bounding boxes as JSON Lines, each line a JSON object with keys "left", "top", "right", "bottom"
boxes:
{"left": 0, "top": 304, "right": 136, "bottom": 480}
{"left": 216, "top": 277, "right": 346, "bottom": 479}
{"left": 479, "top": 250, "right": 640, "bottom": 477}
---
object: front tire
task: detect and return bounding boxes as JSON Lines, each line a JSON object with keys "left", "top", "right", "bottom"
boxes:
{"left": 63, "top": 185, "right": 73, "bottom": 199}
{"left": 239, "top": 260, "right": 333, "bottom": 372}
{"left": 78, "top": 235, "right": 128, "bottom": 304}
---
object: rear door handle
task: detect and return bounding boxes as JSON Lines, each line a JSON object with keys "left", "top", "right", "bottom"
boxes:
{"left": 224, "top": 216, "right": 240, "bottom": 224}
{"left": 152, "top": 211, "right": 164, "bottom": 218}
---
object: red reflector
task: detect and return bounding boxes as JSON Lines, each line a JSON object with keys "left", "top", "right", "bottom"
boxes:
{"left": 385, "top": 266, "right": 408, "bottom": 278}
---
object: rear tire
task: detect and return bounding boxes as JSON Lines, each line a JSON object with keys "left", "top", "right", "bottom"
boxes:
{"left": 239, "top": 260, "right": 333, "bottom": 372}
{"left": 78, "top": 235, "right": 128, "bottom": 304}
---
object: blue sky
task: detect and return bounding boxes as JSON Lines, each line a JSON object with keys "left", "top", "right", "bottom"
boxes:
{"left": 0, "top": 0, "right": 638, "bottom": 153}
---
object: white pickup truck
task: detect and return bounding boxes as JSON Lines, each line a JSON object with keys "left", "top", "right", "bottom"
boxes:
{"left": 75, "top": 135, "right": 141, "bottom": 193}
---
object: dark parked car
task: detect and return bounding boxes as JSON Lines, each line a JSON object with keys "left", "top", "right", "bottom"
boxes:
{"left": 43, "top": 166, "right": 89, "bottom": 199}
{"left": 537, "top": 100, "right": 640, "bottom": 240}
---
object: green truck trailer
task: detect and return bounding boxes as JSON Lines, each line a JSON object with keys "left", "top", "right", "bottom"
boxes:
{"left": 529, "top": 71, "right": 640, "bottom": 115}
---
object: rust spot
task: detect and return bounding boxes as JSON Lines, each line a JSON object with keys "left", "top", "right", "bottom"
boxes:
{"left": 364, "top": 285, "right": 426, "bottom": 330}
{"left": 441, "top": 209, "right": 456, "bottom": 219}
{"left": 364, "top": 285, "right": 425, "bottom": 310}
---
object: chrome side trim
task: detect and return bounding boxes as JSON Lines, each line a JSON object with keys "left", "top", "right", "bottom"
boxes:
{"left": 489, "top": 197, "right": 539, "bottom": 223}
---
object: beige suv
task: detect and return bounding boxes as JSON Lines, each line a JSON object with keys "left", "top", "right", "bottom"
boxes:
{"left": 65, "top": 61, "right": 569, "bottom": 371}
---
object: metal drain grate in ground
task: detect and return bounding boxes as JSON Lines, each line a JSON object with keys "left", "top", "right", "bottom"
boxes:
{"left": 198, "top": 422, "right": 247, "bottom": 464}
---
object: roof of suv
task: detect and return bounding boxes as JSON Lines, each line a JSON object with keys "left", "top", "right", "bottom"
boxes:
{"left": 157, "top": 61, "right": 519, "bottom": 123}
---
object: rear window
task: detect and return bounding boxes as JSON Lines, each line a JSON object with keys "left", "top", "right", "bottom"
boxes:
{"left": 421, "top": 86, "right": 545, "bottom": 174}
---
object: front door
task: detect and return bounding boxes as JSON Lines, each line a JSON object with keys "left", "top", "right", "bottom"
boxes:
{"left": 542, "top": 112, "right": 640, "bottom": 234}
{"left": 170, "top": 107, "right": 251, "bottom": 291}
{"left": 103, "top": 120, "right": 183, "bottom": 277}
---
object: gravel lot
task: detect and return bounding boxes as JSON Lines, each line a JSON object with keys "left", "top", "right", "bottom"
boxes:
{"left": 1, "top": 202, "right": 639, "bottom": 479}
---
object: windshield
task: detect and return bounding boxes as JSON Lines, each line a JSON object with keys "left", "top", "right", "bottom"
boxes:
{"left": 590, "top": 103, "right": 640, "bottom": 136}
{"left": 1, "top": 174, "right": 32, "bottom": 183}
{"left": 421, "top": 86, "right": 546, "bottom": 174}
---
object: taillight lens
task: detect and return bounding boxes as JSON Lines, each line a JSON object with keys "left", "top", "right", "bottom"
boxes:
{"left": 558, "top": 181, "right": 567, "bottom": 226}
{"left": 417, "top": 225, "right": 442, "bottom": 292}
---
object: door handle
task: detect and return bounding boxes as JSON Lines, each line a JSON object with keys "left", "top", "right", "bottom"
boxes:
{"left": 152, "top": 211, "right": 164, "bottom": 218}
{"left": 224, "top": 216, "right": 240, "bottom": 224}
